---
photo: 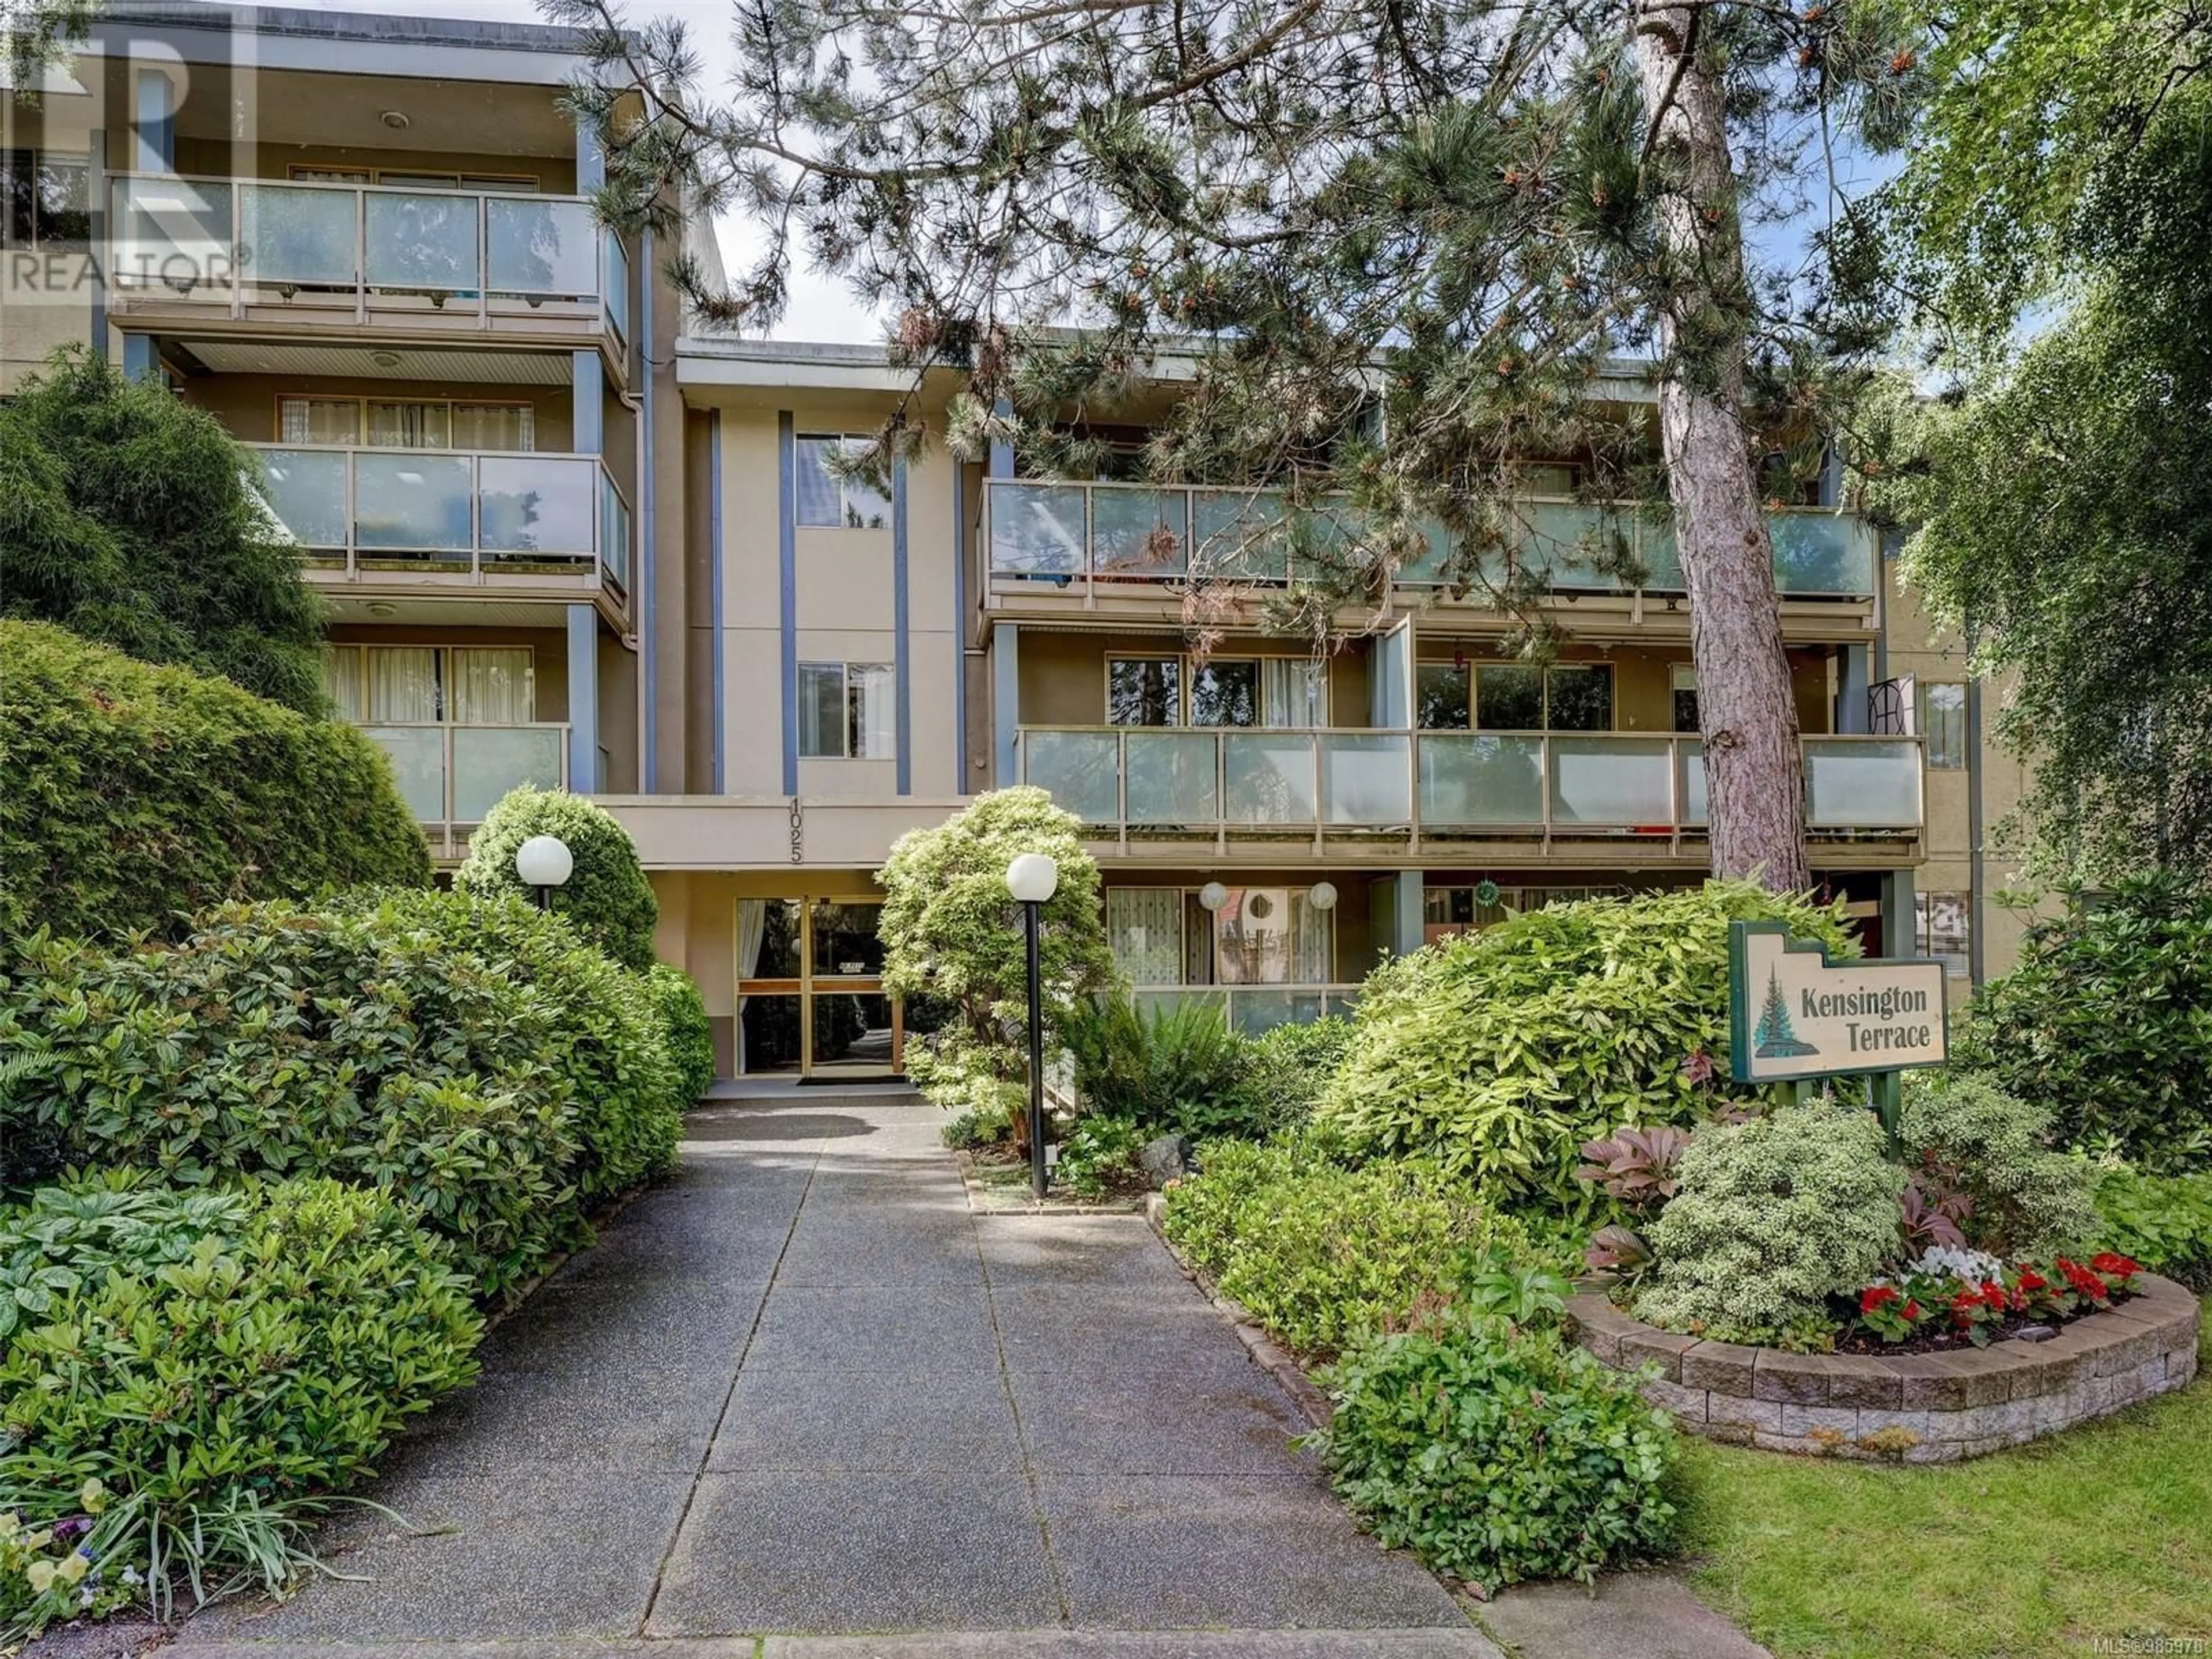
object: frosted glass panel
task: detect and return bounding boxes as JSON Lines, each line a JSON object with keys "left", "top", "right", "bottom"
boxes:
{"left": 1191, "top": 491, "right": 1289, "bottom": 581}
{"left": 990, "top": 483, "right": 1085, "bottom": 575}
{"left": 1805, "top": 739, "right": 1921, "bottom": 828}
{"left": 1124, "top": 732, "right": 1217, "bottom": 823}
{"left": 452, "top": 726, "right": 563, "bottom": 821}
{"left": 485, "top": 196, "right": 596, "bottom": 296}
{"left": 1224, "top": 733, "right": 1316, "bottom": 824}
{"left": 603, "top": 230, "right": 630, "bottom": 339}
{"left": 1551, "top": 737, "right": 1675, "bottom": 825}
{"left": 1680, "top": 741, "right": 1710, "bottom": 827}
{"left": 238, "top": 184, "right": 356, "bottom": 286}
{"left": 1770, "top": 513, "right": 1874, "bottom": 596}
{"left": 365, "top": 191, "right": 479, "bottom": 291}
{"left": 1228, "top": 990, "right": 1326, "bottom": 1035}
{"left": 355, "top": 453, "right": 471, "bottom": 550}
{"left": 257, "top": 449, "right": 347, "bottom": 550}
{"left": 1024, "top": 730, "right": 1119, "bottom": 821}
{"left": 1419, "top": 734, "right": 1544, "bottom": 824}
{"left": 600, "top": 476, "right": 631, "bottom": 588}
{"left": 1321, "top": 734, "right": 1410, "bottom": 824}
{"left": 1518, "top": 501, "right": 1619, "bottom": 589}
{"left": 364, "top": 726, "right": 446, "bottom": 821}
{"left": 111, "top": 175, "right": 230, "bottom": 289}
{"left": 1092, "top": 489, "right": 1188, "bottom": 576}
{"left": 480, "top": 455, "right": 596, "bottom": 556}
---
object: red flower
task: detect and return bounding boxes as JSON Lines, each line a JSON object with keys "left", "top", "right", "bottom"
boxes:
{"left": 1860, "top": 1285, "right": 1900, "bottom": 1314}
{"left": 1902, "top": 1300, "right": 1922, "bottom": 1321}
{"left": 2057, "top": 1258, "right": 2110, "bottom": 1301}
{"left": 2016, "top": 1268, "right": 2048, "bottom": 1294}
{"left": 2090, "top": 1252, "right": 2141, "bottom": 1278}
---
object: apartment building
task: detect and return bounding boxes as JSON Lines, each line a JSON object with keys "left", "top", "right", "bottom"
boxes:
{"left": 6, "top": 3, "right": 2021, "bottom": 1084}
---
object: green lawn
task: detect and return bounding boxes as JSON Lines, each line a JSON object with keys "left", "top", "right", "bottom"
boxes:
{"left": 1676, "top": 1300, "right": 2212, "bottom": 1658}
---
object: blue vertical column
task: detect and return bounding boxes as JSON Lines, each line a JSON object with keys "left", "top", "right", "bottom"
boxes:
{"left": 566, "top": 604, "right": 599, "bottom": 793}
{"left": 951, "top": 461, "right": 969, "bottom": 796}
{"left": 892, "top": 450, "right": 912, "bottom": 796}
{"left": 994, "top": 623, "right": 1021, "bottom": 787}
{"left": 1837, "top": 645, "right": 1871, "bottom": 733}
{"left": 576, "top": 123, "right": 605, "bottom": 193}
{"left": 133, "top": 70, "right": 172, "bottom": 173}
{"left": 1882, "top": 868, "right": 1916, "bottom": 961}
{"left": 1369, "top": 620, "right": 1411, "bottom": 728}
{"left": 1389, "top": 871, "right": 1425, "bottom": 960}
{"left": 571, "top": 350, "right": 604, "bottom": 455}
{"left": 710, "top": 411, "right": 727, "bottom": 795}
{"left": 988, "top": 396, "right": 1015, "bottom": 479}
{"left": 778, "top": 413, "right": 799, "bottom": 796}
{"left": 119, "top": 332, "right": 158, "bottom": 381}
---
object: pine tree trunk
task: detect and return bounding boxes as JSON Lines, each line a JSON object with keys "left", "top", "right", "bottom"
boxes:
{"left": 1633, "top": 5, "right": 1810, "bottom": 893}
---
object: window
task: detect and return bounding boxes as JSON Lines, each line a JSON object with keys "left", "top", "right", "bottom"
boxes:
{"left": 794, "top": 434, "right": 892, "bottom": 528}
{"left": 1422, "top": 662, "right": 1615, "bottom": 731}
{"left": 1190, "top": 660, "right": 1259, "bottom": 726}
{"left": 1922, "top": 682, "right": 1967, "bottom": 769}
{"left": 1109, "top": 654, "right": 1327, "bottom": 727}
{"left": 1108, "top": 657, "right": 1180, "bottom": 726}
{"left": 1914, "top": 891, "right": 1971, "bottom": 978}
{"left": 1215, "top": 887, "right": 1333, "bottom": 985}
{"left": 1, "top": 150, "right": 89, "bottom": 247}
{"left": 279, "top": 396, "right": 535, "bottom": 451}
{"left": 321, "top": 644, "right": 536, "bottom": 724}
{"left": 1672, "top": 664, "right": 1700, "bottom": 733}
{"left": 797, "top": 662, "right": 894, "bottom": 759}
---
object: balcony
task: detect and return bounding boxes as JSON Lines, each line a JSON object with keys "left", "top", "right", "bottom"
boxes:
{"left": 1018, "top": 726, "right": 1923, "bottom": 857}
{"left": 252, "top": 445, "right": 631, "bottom": 599}
{"left": 107, "top": 174, "right": 630, "bottom": 351}
{"left": 1129, "top": 983, "right": 1366, "bottom": 1036}
{"left": 363, "top": 722, "right": 569, "bottom": 861}
{"left": 983, "top": 480, "right": 1877, "bottom": 607}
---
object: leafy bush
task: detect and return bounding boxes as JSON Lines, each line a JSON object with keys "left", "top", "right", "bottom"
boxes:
{"left": 1899, "top": 1070, "right": 2098, "bottom": 1256}
{"left": 0, "top": 621, "right": 429, "bottom": 942}
{"left": 1062, "top": 991, "right": 1255, "bottom": 1139}
{"left": 1162, "top": 1138, "right": 1575, "bottom": 1359}
{"left": 0, "top": 1172, "right": 481, "bottom": 1635}
{"left": 456, "top": 786, "right": 661, "bottom": 973}
{"left": 646, "top": 963, "right": 715, "bottom": 1103}
{"left": 1315, "top": 882, "right": 1858, "bottom": 1213}
{"left": 1, "top": 892, "right": 683, "bottom": 1298}
{"left": 877, "top": 788, "right": 1117, "bottom": 1141}
{"left": 1312, "top": 1312, "right": 1677, "bottom": 1590}
{"left": 1234, "top": 1016, "right": 1355, "bottom": 1137}
{"left": 1957, "top": 873, "right": 2212, "bottom": 1173}
{"left": 1633, "top": 1102, "right": 1905, "bottom": 1343}
{"left": 1056, "top": 1113, "right": 1146, "bottom": 1200}
{"left": 2093, "top": 1167, "right": 2212, "bottom": 1289}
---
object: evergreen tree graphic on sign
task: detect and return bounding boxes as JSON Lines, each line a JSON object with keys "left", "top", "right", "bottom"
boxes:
{"left": 1754, "top": 964, "right": 1820, "bottom": 1058}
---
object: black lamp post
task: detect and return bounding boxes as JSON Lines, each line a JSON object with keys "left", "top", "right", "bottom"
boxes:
{"left": 1005, "top": 851, "right": 1059, "bottom": 1200}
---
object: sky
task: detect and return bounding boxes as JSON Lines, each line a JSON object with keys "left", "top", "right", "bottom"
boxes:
{"left": 331, "top": 0, "right": 882, "bottom": 343}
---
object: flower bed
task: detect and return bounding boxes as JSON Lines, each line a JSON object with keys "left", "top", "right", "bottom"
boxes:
{"left": 1566, "top": 1272, "right": 2200, "bottom": 1461}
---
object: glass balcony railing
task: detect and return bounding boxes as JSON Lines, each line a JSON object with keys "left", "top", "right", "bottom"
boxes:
{"left": 984, "top": 479, "right": 1877, "bottom": 601}
{"left": 362, "top": 722, "right": 569, "bottom": 858}
{"left": 1130, "top": 984, "right": 1366, "bottom": 1035}
{"left": 1019, "top": 727, "right": 1923, "bottom": 839}
{"left": 251, "top": 444, "right": 632, "bottom": 594}
{"left": 108, "top": 174, "right": 628, "bottom": 332}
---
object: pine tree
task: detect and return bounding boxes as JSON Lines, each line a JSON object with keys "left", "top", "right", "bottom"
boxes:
{"left": 560, "top": 0, "right": 1928, "bottom": 891}
{"left": 1753, "top": 965, "right": 1817, "bottom": 1058}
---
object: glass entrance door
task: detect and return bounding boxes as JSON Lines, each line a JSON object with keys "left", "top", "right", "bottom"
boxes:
{"left": 736, "top": 895, "right": 904, "bottom": 1078}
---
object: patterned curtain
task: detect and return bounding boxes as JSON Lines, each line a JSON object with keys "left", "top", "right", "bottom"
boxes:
{"left": 1105, "top": 888, "right": 1184, "bottom": 985}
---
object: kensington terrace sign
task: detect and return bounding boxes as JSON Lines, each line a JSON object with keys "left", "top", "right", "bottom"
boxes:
{"left": 1727, "top": 920, "right": 1948, "bottom": 1086}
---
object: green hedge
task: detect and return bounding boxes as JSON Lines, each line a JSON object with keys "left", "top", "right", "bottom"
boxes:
{"left": 1314, "top": 881, "right": 1859, "bottom": 1213}
{"left": 0, "top": 892, "right": 684, "bottom": 1299}
{"left": 2094, "top": 1166, "right": 2212, "bottom": 1289}
{"left": 0, "top": 1172, "right": 482, "bottom": 1636}
{"left": 456, "top": 787, "right": 660, "bottom": 972}
{"left": 0, "top": 620, "right": 429, "bottom": 942}
{"left": 646, "top": 964, "right": 716, "bottom": 1102}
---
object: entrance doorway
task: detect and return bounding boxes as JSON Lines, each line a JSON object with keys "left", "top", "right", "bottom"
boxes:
{"left": 736, "top": 895, "right": 906, "bottom": 1079}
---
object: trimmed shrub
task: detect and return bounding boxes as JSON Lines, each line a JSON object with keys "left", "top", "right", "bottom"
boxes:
{"left": 1315, "top": 881, "right": 1859, "bottom": 1213}
{"left": 0, "top": 620, "right": 429, "bottom": 942}
{"left": 1, "top": 892, "right": 683, "bottom": 1298}
{"left": 1634, "top": 1101, "right": 1905, "bottom": 1343}
{"left": 456, "top": 787, "right": 660, "bottom": 972}
{"left": 1312, "top": 1312, "right": 1677, "bottom": 1590}
{"left": 1062, "top": 991, "right": 1255, "bottom": 1140}
{"left": 1056, "top": 1113, "right": 1147, "bottom": 1201}
{"left": 0, "top": 1171, "right": 482, "bottom": 1635}
{"left": 2093, "top": 1167, "right": 2212, "bottom": 1290}
{"left": 1162, "top": 1138, "right": 1575, "bottom": 1359}
{"left": 646, "top": 964, "right": 716, "bottom": 1102}
{"left": 1234, "top": 1016, "right": 1355, "bottom": 1137}
{"left": 1956, "top": 873, "right": 2212, "bottom": 1173}
{"left": 1900, "top": 1070, "right": 2098, "bottom": 1256}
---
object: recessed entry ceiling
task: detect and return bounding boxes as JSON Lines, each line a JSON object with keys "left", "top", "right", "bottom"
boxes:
{"left": 177, "top": 340, "right": 573, "bottom": 385}
{"left": 173, "top": 66, "right": 576, "bottom": 160}
{"left": 323, "top": 597, "right": 573, "bottom": 629}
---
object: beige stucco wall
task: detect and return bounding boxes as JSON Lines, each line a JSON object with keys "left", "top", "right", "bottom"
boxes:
{"left": 1, "top": 94, "right": 96, "bottom": 395}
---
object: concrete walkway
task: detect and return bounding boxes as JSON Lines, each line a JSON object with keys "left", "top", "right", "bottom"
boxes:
{"left": 173, "top": 1093, "right": 1495, "bottom": 1657}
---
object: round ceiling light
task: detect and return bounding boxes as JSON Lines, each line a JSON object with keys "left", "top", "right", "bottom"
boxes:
{"left": 371, "top": 350, "right": 403, "bottom": 369}
{"left": 380, "top": 109, "right": 410, "bottom": 130}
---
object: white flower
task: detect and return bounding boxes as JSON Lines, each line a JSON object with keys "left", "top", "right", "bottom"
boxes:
{"left": 1908, "top": 1244, "right": 2004, "bottom": 1284}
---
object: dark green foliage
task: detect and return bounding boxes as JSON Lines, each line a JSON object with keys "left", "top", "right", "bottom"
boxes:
{"left": 1055, "top": 1113, "right": 1146, "bottom": 1202}
{"left": 1316, "top": 882, "right": 1858, "bottom": 1211}
{"left": 1236, "top": 1016, "right": 1355, "bottom": 1137}
{"left": 0, "top": 621, "right": 429, "bottom": 942}
{"left": 1161, "top": 1138, "right": 1575, "bottom": 1360}
{"left": 455, "top": 787, "right": 661, "bottom": 973}
{"left": 0, "top": 348, "right": 328, "bottom": 714}
{"left": 1897, "top": 1070, "right": 2097, "bottom": 1256}
{"left": 2093, "top": 1168, "right": 2212, "bottom": 1291}
{"left": 1955, "top": 874, "right": 2212, "bottom": 1174}
{"left": 0, "top": 1171, "right": 482, "bottom": 1633}
{"left": 1061, "top": 991, "right": 1255, "bottom": 1141}
{"left": 1310, "top": 1311, "right": 1677, "bottom": 1590}
{"left": 646, "top": 964, "right": 716, "bottom": 1102}
{"left": 0, "top": 893, "right": 683, "bottom": 1300}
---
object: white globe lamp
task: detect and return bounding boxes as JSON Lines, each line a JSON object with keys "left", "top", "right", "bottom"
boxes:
{"left": 514, "top": 834, "right": 573, "bottom": 911}
{"left": 1005, "top": 852, "right": 1060, "bottom": 904}
{"left": 1197, "top": 880, "right": 1230, "bottom": 912}
{"left": 1308, "top": 880, "right": 1338, "bottom": 911}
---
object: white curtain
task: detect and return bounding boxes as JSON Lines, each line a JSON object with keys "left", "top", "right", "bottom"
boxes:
{"left": 449, "top": 647, "right": 535, "bottom": 724}
{"left": 1105, "top": 889, "right": 1183, "bottom": 985}
{"left": 850, "top": 664, "right": 896, "bottom": 758}
{"left": 1290, "top": 891, "right": 1334, "bottom": 982}
{"left": 451, "top": 402, "right": 533, "bottom": 452}
{"left": 1263, "top": 658, "right": 1327, "bottom": 728}
{"left": 366, "top": 646, "right": 441, "bottom": 722}
{"left": 368, "top": 400, "right": 450, "bottom": 448}
{"left": 321, "top": 648, "right": 363, "bottom": 721}
{"left": 280, "top": 397, "right": 359, "bottom": 445}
